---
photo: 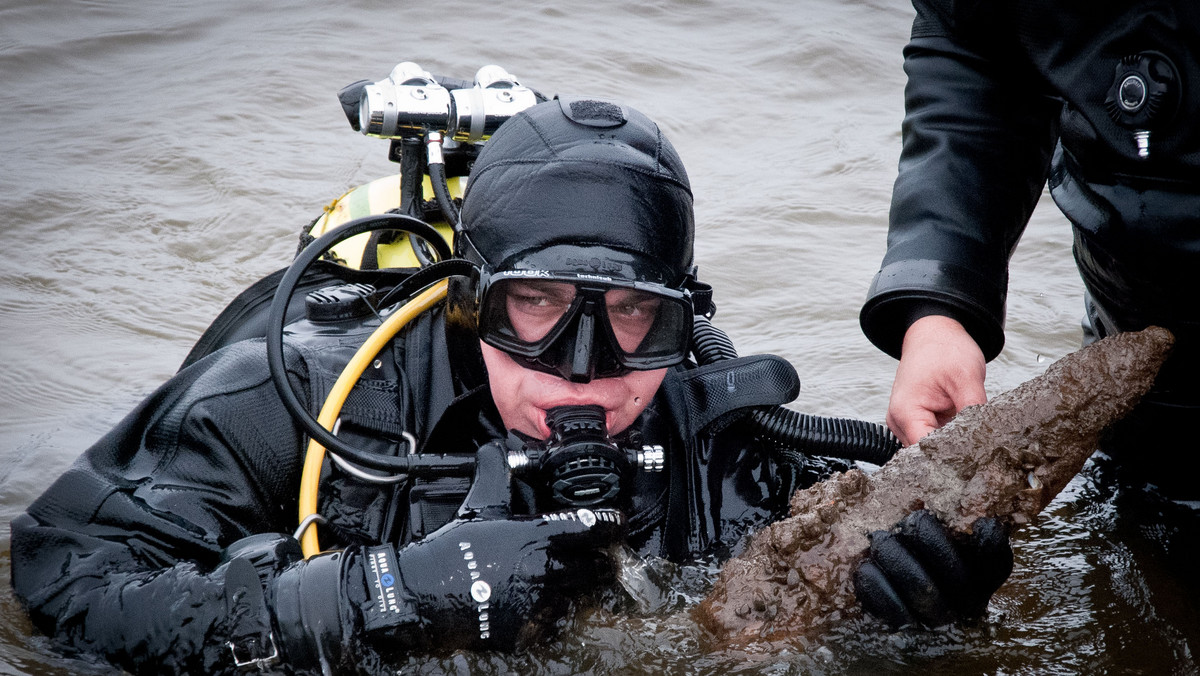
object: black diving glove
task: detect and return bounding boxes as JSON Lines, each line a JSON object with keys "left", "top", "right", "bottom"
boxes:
{"left": 268, "top": 441, "right": 626, "bottom": 670}
{"left": 853, "top": 509, "right": 1013, "bottom": 628}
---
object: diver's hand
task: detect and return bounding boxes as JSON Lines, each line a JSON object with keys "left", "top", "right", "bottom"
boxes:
{"left": 268, "top": 442, "right": 624, "bottom": 669}
{"left": 887, "top": 315, "right": 987, "bottom": 446}
{"left": 270, "top": 504, "right": 625, "bottom": 666}
{"left": 391, "top": 439, "right": 625, "bottom": 649}
{"left": 385, "top": 503, "right": 625, "bottom": 650}
{"left": 853, "top": 510, "right": 1012, "bottom": 628}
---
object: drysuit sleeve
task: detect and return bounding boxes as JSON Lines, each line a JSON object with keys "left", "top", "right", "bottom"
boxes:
{"left": 859, "top": 0, "right": 1061, "bottom": 361}
{"left": 9, "top": 340, "right": 312, "bottom": 675}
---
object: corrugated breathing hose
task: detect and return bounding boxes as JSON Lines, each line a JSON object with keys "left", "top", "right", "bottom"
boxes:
{"left": 690, "top": 315, "right": 900, "bottom": 466}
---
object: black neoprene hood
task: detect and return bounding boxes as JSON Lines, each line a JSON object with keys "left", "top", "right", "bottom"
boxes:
{"left": 457, "top": 97, "right": 696, "bottom": 287}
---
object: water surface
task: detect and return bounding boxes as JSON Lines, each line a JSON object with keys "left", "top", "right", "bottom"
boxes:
{"left": 1, "top": 1, "right": 1195, "bottom": 673}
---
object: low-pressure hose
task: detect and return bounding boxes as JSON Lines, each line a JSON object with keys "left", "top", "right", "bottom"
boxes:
{"left": 690, "top": 315, "right": 900, "bottom": 465}
{"left": 297, "top": 280, "right": 451, "bottom": 557}
{"left": 399, "top": 136, "right": 438, "bottom": 267}
{"left": 426, "top": 131, "right": 461, "bottom": 231}
{"left": 267, "top": 213, "right": 457, "bottom": 475}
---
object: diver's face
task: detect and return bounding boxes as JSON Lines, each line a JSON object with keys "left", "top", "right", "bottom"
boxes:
{"left": 480, "top": 340, "right": 666, "bottom": 439}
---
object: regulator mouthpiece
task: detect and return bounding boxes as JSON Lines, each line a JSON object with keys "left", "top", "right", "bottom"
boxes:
{"left": 503, "top": 405, "right": 664, "bottom": 510}
{"left": 539, "top": 405, "right": 628, "bottom": 508}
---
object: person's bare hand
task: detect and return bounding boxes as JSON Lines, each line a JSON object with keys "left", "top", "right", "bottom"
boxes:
{"left": 886, "top": 315, "right": 987, "bottom": 446}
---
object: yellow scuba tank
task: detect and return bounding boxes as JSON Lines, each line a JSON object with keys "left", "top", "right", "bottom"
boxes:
{"left": 309, "top": 173, "right": 462, "bottom": 270}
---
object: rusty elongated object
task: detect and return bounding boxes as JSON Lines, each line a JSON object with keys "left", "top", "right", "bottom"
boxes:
{"left": 695, "top": 326, "right": 1174, "bottom": 644}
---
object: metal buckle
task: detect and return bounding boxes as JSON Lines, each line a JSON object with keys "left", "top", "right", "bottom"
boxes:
{"left": 227, "top": 632, "right": 280, "bottom": 671}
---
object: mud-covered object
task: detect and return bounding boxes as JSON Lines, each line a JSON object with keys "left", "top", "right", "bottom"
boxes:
{"left": 696, "top": 327, "right": 1173, "bottom": 644}
{"left": 9, "top": 304, "right": 808, "bottom": 674}
{"left": 457, "top": 98, "right": 694, "bottom": 285}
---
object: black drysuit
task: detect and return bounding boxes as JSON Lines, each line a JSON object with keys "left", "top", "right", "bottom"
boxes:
{"left": 9, "top": 302, "right": 804, "bottom": 674}
{"left": 859, "top": 0, "right": 1200, "bottom": 487}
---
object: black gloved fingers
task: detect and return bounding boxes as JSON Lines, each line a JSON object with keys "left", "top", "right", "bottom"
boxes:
{"left": 521, "top": 508, "right": 626, "bottom": 594}
{"left": 970, "top": 516, "right": 1013, "bottom": 561}
{"left": 895, "top": 510, "right": 972, "bottom": 603}
{"left": 963, "top": 516, "right": 1014, "bottom": 607}
{"left": 422, "top": 506, "right": 624, "bottom": 558}
{"left": 853, "top": 558, "right": 914, "bottom": 628}
{"left": 857, "top": 512, "right": 1015, "bottom": 628}
{"left": 865, "top": 528, "right": 955, "bottom": 626}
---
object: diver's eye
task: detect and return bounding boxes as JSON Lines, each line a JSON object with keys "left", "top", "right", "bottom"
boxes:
{"left": 503, "top": 281, "right": 577, "bottom": 341}
{"left": 605, "top": 289, "right": 661, "bottom": 352}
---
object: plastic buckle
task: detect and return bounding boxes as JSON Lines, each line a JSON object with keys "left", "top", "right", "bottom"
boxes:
{"left": 227, "top": 632, "right": 280, "bottom": 671}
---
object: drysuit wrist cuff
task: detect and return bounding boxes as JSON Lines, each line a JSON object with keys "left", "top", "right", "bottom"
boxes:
{"left": 272, "top": 545, "right": 431, "bottom": 669}
{"left": 271, "top": 550, "right": 349, "bottom": 669}
{"left": 860, "top": 259, "right": 1006, "bottom": 361}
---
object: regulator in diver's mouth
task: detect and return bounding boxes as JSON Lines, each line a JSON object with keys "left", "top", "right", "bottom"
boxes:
{"left": 508, "top": 404, "right": 664, "bottom": 510}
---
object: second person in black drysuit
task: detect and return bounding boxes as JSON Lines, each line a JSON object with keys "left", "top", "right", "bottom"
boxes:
{"left": 855, "top": 0, "right": 1200, "bottom": 632}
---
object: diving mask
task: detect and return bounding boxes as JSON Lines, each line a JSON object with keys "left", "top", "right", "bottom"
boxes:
{"left": 477, "top": 269, "right": 695, "bottom": 383}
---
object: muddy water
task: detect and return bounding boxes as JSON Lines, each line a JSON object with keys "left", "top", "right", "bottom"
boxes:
{"left": 0, "top": 0, "right": 1195, "bottom": 673}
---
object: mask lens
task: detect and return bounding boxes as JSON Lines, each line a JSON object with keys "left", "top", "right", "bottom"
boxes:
{"left": 479, "top": 279, "right": 577, "bottom": 353}
{"left": 502, "top": 279, "right": 578, "bottom": 343}
{"left": 602, "top": 287, "right": 689, "bottom": 361}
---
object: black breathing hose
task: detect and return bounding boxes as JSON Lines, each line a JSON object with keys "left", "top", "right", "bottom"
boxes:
{"left": 690, "top": 315, "right": 901, "bottom": 465}
{"left": 266, "top": 213, "right": 458, "bottom": 474}
{"left": 426, "top": 158, "right": 461, "bottom": 231}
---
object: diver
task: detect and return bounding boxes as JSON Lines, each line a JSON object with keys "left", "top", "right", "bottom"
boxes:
{"left": 10, "top": 96, "right": 1001, "bottom": 674}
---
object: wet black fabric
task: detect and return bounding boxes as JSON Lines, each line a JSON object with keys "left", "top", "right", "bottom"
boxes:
{"left": 861, "top": 0, "right": 1200, "bottom": 363}
{"left": 9, "top": 305, "right": 801, "bottom": 674}
{"left": 9, "top": 338, "right": 314, "bottom": 674}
